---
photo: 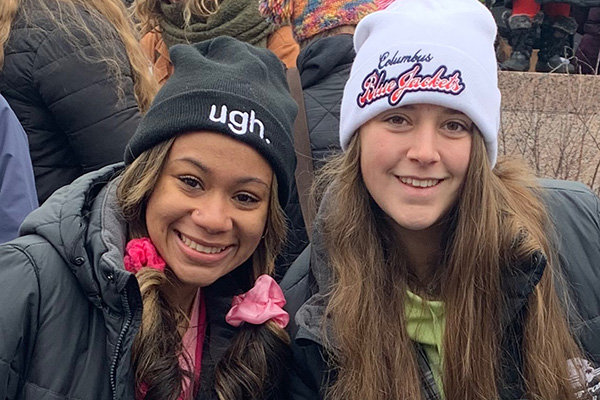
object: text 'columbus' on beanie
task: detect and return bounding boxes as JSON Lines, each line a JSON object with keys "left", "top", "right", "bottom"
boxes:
{"left": 125, "top": 36, "right": 298, "bottom": 206}
{"left": 259, "top": 0, "right": 378, "bottom": 43}
{"left": 339, "top": 0, "right": 501, "bottom": 167}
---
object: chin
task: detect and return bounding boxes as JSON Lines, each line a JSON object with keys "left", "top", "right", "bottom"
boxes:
{"left": 403, "top": 222, "right": 436, "bottom": 231}
{"left": 394, "top": 216, "right": 439, "bottom": 232}
{"left": 172, "top": 269, "right": 218, "bottom": 288}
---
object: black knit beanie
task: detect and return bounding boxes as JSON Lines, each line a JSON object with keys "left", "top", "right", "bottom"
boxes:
{"left": 125, "top": 36, "right": 298, "bottom": 206}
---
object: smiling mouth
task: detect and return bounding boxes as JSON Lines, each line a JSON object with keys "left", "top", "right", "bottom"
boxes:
{"left": 399, "top": 177, "right": 441, "bottom": 188}
{"left": 179, "top": 233, "right": 227, "bottom": 254}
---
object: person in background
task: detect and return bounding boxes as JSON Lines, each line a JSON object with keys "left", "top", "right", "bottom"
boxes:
{"left": 134, "top": 0, "right": 299, "bottom": 87}
{"left": 0, "top": 37, "right": 297, "bottom": 400}
{"left": 259, "top": 0, "right": 379, "bottom": 278}
{"left": 0, "top": 0, "right": 157, "bottom": 204}
{"left": 281, "top": 0, "right": 600, "bottom": 398}
{"left": 575, "top": 6, "right": 600, "bottom": 73}
{"left": 0, "top": 93, "right": 37, "bottom": 243}
{"left": 501, "top": 0, "right": 578, "bottom": 72}
{"left": 260, "top": 0, "right": 378, "bottom": 168}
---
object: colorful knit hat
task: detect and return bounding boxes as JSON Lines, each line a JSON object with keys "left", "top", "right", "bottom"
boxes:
{"left": 259, "top": 0, "right": 379, "bottom": 43}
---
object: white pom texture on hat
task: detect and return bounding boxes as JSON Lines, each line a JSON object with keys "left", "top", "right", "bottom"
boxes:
{"left": 339, "top": 0, "right": 501, "bottom": 167}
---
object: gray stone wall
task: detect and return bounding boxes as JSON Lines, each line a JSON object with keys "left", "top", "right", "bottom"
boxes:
{"left": 499, "top": 71, "right": 600, "bottom": 193}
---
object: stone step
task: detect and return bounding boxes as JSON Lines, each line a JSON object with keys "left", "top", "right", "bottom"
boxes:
{"left": 499, "top": 71, "right": 600, "bottom": 114}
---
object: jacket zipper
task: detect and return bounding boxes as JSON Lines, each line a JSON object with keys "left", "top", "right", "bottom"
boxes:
{"left": 110, "top": 290, "right": 133, "bottom": 400}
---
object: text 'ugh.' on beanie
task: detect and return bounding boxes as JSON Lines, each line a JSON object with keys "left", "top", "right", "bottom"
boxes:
{"left": 125, "top": 36, "right": 298, "bottom": 206}
{"left": 339, "top": 0, "right": 501, "bottom": 167}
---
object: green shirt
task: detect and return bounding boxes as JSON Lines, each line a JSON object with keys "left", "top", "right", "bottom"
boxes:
{"left": 405, "top": 290, "right": 445, "bottom": 397}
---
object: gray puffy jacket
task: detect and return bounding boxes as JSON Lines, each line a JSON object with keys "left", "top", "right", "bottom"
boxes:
{"left": 0, "top": 164, "right": 266, "bottom": 400}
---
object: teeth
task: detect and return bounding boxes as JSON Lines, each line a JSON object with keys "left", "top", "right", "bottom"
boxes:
{"left": 400, "top": 177, "right": 440, "bottom": 188}
{"left": 180, "top": 234, "right": 226, "bottom": 254}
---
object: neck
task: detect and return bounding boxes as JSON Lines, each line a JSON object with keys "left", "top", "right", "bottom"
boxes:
{"left": 394, "top": 223, "right": 444, "bottom": 290}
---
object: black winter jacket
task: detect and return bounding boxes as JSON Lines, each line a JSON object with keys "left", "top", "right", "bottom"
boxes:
{"left": 0, "top": 2, "right": 141, "bottom": 204}
{"left": 281, "top": 179, "right": 600, "bottom": 399}
{"left": 297, "top": 34, "right": 354, "bottom": 169}
{"left": 0, "top": 164, "right": 276, "bottom": 400}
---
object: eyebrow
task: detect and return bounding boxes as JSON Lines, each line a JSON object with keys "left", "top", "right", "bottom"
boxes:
{"left": 175, "top": 157, "right": 209, "bottom": 173}
{"left": 401, "top": 105, "right": 466, "bottom": 116}
{"left": 443, "top": 108, "right": 467, "bottom": 116}
{"left": 173, "top": 157, "right": 271, "bottom": 189}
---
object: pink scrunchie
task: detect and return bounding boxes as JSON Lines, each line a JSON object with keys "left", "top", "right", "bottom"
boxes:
{"left": 225, "top": 275, "right": 289, "bottom": 329}
{"left": 123, "top": 237, "right": 166, "bottom": 274}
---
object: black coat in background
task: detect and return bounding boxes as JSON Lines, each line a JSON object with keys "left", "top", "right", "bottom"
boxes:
{"left": 0, "top": 1, "right": 141, "bottom": 204}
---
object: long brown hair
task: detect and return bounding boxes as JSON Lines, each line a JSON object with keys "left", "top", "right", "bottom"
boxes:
{"left": 134, "top": 0, "right": 223, "bottom": 36}
{"left": 0, "top": 0, "right": 157, "bottom": 111}
{"left": 314, "top": 131, "right": 586, "bottom": 399}
{"left": 117, "top": 137, "right": 290, "bottom": 400}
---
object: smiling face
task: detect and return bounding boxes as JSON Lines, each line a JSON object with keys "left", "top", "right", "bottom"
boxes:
{"left": 145, "top": 131, "right": 273, "bottom": 295}
{"left": 359, "top": 103, "right": 473, "bottom": 241}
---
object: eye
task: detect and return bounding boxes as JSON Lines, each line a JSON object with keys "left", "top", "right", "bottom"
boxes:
{"left": 178, "top": 175, "right": 202, "bottom": 189}
{"left": 443, "top": 120, "right": 471, "bottom": 134}
{"left": 234, "top": 192, "right": 260, "bottom": 205}
{"left": 385, "top": 114, "right": 409, "bottom": 126}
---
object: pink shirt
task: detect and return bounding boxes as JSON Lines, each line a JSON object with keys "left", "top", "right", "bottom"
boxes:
{"left": 179, "top": 289, "right": 206, "bottom": 400}
{"left": 137, "top": 290, "right": 206, "bottom": 400}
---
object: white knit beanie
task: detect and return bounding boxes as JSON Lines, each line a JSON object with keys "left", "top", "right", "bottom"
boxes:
{"left": 339, "top": 0, "right": 501, "bottom": 167}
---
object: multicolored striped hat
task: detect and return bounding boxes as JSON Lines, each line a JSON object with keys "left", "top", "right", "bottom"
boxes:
{"left": 259, "top": 0, "right": 379, "bottom": 43}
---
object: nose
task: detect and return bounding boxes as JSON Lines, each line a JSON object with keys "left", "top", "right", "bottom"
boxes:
{"left": 191, "top": 193, "right": 233, "bottom": 234}
{"left": 406, "top": 125, "right": 441, "bottom": 164}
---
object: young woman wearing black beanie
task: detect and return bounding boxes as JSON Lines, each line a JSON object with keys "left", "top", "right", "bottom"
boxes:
{"left": 0, "top": 36, "right": 298, "bottom": 400}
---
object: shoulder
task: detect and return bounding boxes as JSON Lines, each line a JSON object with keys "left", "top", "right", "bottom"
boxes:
{"left": 0, "top": 235, "right": 71, "bottom": 336}
{"left": 538, "top": 179, "right": 600, "bottom": 227}
{"left": 281, "top": 245, "right": 313, "bottom": 316}
{"left": 0, "top": 235, "right": 71, "bottom": 286}
{"left": 14, "top": 3, "right": 127, "bottom": 71}
{"left": 538, "top": 180, "right": 600, "bottom": 361}
{"left": 539, "top": 178, "right": 598, "bottom": 199}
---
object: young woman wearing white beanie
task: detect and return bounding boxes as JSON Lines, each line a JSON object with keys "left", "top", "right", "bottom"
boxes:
{"left": 281, "top": 0, "right": 600, "bottom": 399}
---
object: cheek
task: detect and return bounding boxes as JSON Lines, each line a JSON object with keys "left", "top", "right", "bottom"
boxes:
{"left": 240, "top": 208, "right": 269, "bottom": 246}
{"left": 448, "top": 138, "right": 472, "bottom": 178}
{"left": 360, "top": 143, "right": 392, "bottom": 186}
{"left": 144, "top": 198, "right": 164, "bottom": 247}
{"left": 144, "top": 182, "right": 171, "bottom": 240}
{"left": 459, "top": 149, "right": 472, "bottom": 177}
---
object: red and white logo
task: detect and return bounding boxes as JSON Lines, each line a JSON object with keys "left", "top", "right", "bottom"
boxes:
{"left": 357, "top": 63, "right": 465, "bottom": 108}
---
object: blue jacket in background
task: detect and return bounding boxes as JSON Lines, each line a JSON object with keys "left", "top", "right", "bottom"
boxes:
{"left": 0, "top": 94, "right": 37, "bottom": 243}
